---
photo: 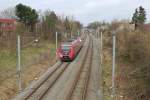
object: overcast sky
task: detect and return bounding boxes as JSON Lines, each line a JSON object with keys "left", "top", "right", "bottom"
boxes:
{"left": 0, "top": 0, "right": 150, "bottom": 25}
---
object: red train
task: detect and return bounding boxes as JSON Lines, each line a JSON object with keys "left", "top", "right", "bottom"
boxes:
{"left": 57, "top": 37, "right": 82, "bottom": 61}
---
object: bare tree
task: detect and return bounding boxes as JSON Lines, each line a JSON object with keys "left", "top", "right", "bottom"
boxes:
{"left": 0, "top": 7, "right": 16, "bottom": 19}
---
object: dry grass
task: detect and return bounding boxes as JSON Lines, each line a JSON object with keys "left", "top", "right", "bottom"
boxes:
{"left": 0, "top": 41, "right": 56, "bottom": 100}
{"left": 102, "top": 30, "right": 117, "bottom": 100}
{"left": 102, "top": 20, "right": 150, "bottom": 99}
{"left": 117, "top": 30, "right": 150, "bottom": 99}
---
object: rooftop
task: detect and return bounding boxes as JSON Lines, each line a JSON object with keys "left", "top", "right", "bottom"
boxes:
{"left": 0, "top": 18, "right": 16, "bottom": 23}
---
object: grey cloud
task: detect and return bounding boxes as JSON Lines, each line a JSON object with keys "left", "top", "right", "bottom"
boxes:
{"left": 0, "top": 0, "right": 150, "bottom": 25}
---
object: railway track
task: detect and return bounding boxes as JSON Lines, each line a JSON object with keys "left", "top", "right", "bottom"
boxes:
{"left": 21, "top": 62, "right": 70, "bottom": 100}
{"left": 14, "top": 35, "right": 95, "bottom": 100}
{"left": 20, "top": 38, "right": 88, "bottom": 100}
{"left": 66, "top": 37, "right": 93, "bottom": 100}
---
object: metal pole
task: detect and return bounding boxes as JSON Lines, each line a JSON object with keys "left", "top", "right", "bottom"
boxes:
{"left": 71, "top": 31, "right": 72, "bottom": 38}
{"left": 78, "top": 30, "right": 80, "bottom": 37}
{"left": 112, "top": 32, "right": 116, "bottom": 96}
{"left": 97, "top": 30, "right": 98, "bottom": 38}
{"left": 56, "top": 32, "right": 58, "bottom": 57}
{"left": 17, "top": 35, "right": 22, "bottom": 92}
{"left": 100, "top": 31, "right": 103, "bottom": 65}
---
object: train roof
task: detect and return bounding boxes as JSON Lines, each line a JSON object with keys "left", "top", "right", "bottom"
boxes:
{"left": 61, "top": 37, "right": 81, "bottom": 47}
{"left": 67, "top": 38, "right": 76, "bottom": 42}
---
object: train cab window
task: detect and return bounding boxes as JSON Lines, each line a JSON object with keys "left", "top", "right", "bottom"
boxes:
{"left": 61, "top": 45, "right": 71, "bottom": 50}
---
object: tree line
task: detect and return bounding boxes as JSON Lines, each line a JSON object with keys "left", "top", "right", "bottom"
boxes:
{"left": 0, "top": 3, "right": 82, "bottom": 40}
{"left": 87, "top": 6, "right": 147, "bottom": 31}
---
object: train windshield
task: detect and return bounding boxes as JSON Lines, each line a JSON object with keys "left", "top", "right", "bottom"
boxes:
{"left": 61, "top": 45, "right": 71, "bottom": 50}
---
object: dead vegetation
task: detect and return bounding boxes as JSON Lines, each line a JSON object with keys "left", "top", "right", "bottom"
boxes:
{"left": 103, "top": 20, "right": 150, "bottom": 100}
{"left": 117, "top": 29, "right": 150, "bottom": 100}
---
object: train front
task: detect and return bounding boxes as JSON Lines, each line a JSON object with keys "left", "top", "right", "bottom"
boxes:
{"left": 57, "top": 43, "right": 74, "bottom": 61}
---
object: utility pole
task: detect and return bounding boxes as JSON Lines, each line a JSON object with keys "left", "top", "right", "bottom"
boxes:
{"left": 112, "top": 31, "right": 116, "bottom": 97}
{"left": 17, "top": 35, "right": 22, "bottom": 92}
{"left": 56, "top": 31, "right": 58, "bottom": 58}
{"left": 78, "top": 30, "right": 80, "bottom": 37}
{"left": 100, "top": 31, "right": 103, "bottom": 65}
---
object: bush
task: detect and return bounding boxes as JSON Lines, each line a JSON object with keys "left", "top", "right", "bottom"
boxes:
{"left": 117, "top": 29, "right": 150, "bottom": 98}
